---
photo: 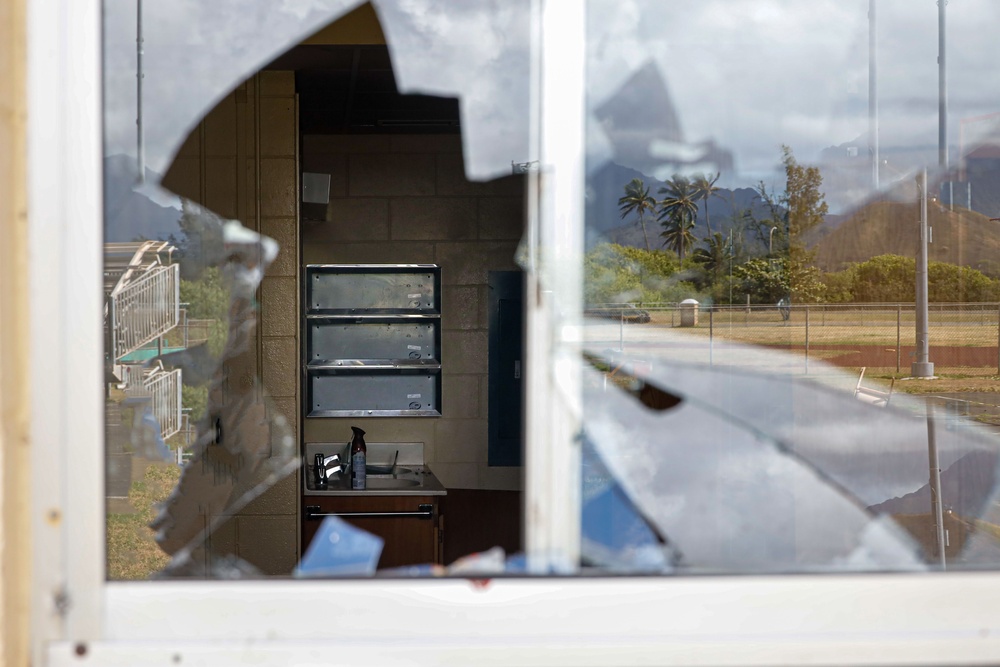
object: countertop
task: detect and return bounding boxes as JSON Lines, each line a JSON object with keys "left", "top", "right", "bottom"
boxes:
{"left": 302, "top": 463, "right": 447, "bottom": 497}
{"left": 302, "top": 441, "right": 447, "bottom": 497}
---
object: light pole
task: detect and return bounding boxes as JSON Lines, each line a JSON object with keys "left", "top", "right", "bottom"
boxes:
{"left": 869, "top": 0, "right": 879, "bottom": 189}
{"left": 768, "top": 226, "right": 777, "bottom": 255}
{"left": 938, "top": 0, "right": 948, "bottom": 171}
{"left": 912, "top": 168, "right": 934, "bottom": 378}
{"left": 728, "top": 232, "right": 734, "bottom": 306}
{"left": 939, "top": 0, "right": 953, "bottom": 208}
{"left": 136, "top": 0, "right": 145, "bottom": 183}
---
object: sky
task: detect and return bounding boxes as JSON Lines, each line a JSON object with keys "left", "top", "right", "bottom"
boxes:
{"left": 102, "top": 0, "right": 532, "bottom": 182}
{"left": 102, "top": 0, "right": 1000, "bottom": 205}
{"left": 586, "top": 0, "right": 1000, "bottom": 193}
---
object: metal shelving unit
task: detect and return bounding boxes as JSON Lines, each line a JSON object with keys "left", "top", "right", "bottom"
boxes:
{"left": 303, "top": 264, "right": 442, "bottom": 418}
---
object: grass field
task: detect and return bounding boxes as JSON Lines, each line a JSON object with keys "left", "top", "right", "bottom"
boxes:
{"left": 106, "top": 460, "right": 181, "bottom": 580}
{"left": 640, "top": 307, "right": 1000, "bottom": 347}
{"left": 585, "top": 307, "right": 1000, "bottom": 408}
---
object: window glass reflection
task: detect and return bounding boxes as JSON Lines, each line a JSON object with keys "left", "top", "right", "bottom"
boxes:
{"left": 103, "top": 0, "right": 533, "bottom": 579}
{"left": 582, "top": 0, "right": 1000, "bottom": 572}
{"left": 101, "top": 0, "right": 1000, "bottom": 579}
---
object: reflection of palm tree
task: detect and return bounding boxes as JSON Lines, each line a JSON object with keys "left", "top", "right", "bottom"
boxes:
{"left": 658, "top": 175, "right": 699, "bottom": 261}
{"left": 618, "top": 178, "right": 656, "bottom": 251}
{"left": 692, "top": 232, "right": 728, "bottom": 277}
{"left": 692, "top": 172, "right": 721, "bottom": 236}
{"left": 659, "top": 218, "right": 696, "bottom": 260}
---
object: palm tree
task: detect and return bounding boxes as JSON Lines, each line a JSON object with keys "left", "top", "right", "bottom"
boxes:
{"left": 617, "top": 178, "right": 656, "bottom": 251}
{"left": 658, "top": 175, "right": 699, "bottom": 261}
{"left": 659, "top": 216, "right": 696, "bottom": 260}
{"left": 692, "top": 172, "right": 722, "bottom": 236}
{"left": 692, "top": 232, "right": 728, "bottom": 274}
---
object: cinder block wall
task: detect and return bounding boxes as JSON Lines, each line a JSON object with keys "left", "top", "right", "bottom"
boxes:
{"left": 162, "top": 71, "right": 300, "bottom": 575}
{"left": 301, "top": 134, "right": 524, "bottom": 491}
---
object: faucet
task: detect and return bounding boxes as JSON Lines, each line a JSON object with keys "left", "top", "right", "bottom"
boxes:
{"left": 314, "top": 453, "right": 328, "bottom": 488}
{"left": 313, "top": 452, "right": 344, "bottom": 488}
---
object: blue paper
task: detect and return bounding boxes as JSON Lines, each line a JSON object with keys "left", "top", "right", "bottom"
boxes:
{"left": 294, "top": 516, "right": 384, "bottom": 577}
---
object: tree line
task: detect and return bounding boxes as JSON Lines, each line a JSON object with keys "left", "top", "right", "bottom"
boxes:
{"left": 618, "top": 172, "right": 721, "bottom": 260}
{"left": 595, "top": 147, "right": 1000, "bottom": 306}
{"left": 586, "top": 245, "right": 1000, "bottom": 305}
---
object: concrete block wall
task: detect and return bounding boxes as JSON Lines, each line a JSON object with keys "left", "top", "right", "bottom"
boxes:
{"left": 301, "top": 134, "right": 524, "bottom": 491}
{"left": 161, "top": 71, "right": 300, "bottom": 575}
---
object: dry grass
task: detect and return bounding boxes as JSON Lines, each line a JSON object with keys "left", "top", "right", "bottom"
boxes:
{"left": 813, "top": 200, "right": 1000, "bottom": 272}
{"left": 860, "top": 368, "right": 1000, "bottom": 394}
{"left": 106, "top": 460, "right": 181, "bottom": 580}
{"left": 642, "top": 310, "right": 999, "bottom": 347}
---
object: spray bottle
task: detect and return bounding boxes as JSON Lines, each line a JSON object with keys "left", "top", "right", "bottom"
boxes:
{"left": 350, "top": 426, "right": 367, "bottom": 490}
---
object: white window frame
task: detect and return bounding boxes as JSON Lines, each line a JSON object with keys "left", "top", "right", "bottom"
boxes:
{"left": 27, "top": 0, "right": 1000, "bottom": 664}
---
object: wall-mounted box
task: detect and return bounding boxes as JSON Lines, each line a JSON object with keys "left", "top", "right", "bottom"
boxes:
{"left": 303, "top": 265, "right": 443, "bottom": 418}
{"left": 302, "top": 172, "right": 332, "bottom": 204}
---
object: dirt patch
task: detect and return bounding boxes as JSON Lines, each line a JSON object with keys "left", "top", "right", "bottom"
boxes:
{"left": 752, "top": 343, "right": 1000, "bottom": 373}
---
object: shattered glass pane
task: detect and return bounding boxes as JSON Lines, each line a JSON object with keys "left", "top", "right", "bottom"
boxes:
{"left": 103, "top": 0, "right": 532, "bottom": 580}
{"left": 581, "top": 0, "right": 1000, "bottom": 572}
{"left": 101, "top": 0, "right": 1000, "bottom": 580}
{"left": 102, "top": 1, "right": 367, "bottom": 580}
{"left": 376, "top": 1, "right": 531, "bottom": 180}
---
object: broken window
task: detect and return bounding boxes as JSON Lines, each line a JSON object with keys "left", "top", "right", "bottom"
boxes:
{"left": 102, "top": 0, "right": 534, "bottom": 579}
{"left": 102, "top": 0, "right": 1000, "bottom": 582}
{"left": 580, "top": 0, "right": 1000, "bottom": 573}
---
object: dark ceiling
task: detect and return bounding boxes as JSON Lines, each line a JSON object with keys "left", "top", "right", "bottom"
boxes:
{"left": 266, "top": 45, "right": 460, "bottom": 135}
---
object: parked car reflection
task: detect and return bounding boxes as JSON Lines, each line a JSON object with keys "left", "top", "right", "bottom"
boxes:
{"left": 585, "top": 303, "right": 652, "bottom": 323}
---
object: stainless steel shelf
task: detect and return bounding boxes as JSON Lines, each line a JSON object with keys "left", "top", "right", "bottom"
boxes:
{"left": 303, "top": 265, "right": 444, "bottom": 420}
{"left": 305, "top": 264, "right": 441, "bottom": 315}
{"left": 305, "top": 313, "right": 440, "bottom": 321}
{"left": 306, "top": 408, "right": 443, "bottom": 419}
{"left": 307, "top": 360, "right": 442, "bottom": 371}
{"left": 306, "top": 316, "right": 440, "bottom": 365}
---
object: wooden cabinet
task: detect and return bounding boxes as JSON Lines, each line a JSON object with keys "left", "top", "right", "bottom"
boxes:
{"left": 301, "top": 495, "right": 442, "bottom": 569}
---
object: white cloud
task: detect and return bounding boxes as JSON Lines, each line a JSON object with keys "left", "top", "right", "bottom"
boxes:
{"left": 104, "top": 0, "right": 361, "bottom": 174}
{"left": 585, "top": 0, "right": 1000, "bottom": 196}
{"left": 103, "top": 0, "right": 1000, "bottom": 205}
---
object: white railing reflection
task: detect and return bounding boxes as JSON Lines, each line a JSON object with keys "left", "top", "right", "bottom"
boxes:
{"left": 109, "top": 263, "right": 179, "bottom": 361}
{"left": 143, "top": 365, "right": 182, "bottom": 440}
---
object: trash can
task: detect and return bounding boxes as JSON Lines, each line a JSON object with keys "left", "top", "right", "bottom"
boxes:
{"left": 679, "top": 299, "right": 699, "bottom": 327}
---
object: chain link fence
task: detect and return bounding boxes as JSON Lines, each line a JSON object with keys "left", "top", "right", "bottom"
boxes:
{"left": 585, "top": 302, "right": 1000, "bottom": 376}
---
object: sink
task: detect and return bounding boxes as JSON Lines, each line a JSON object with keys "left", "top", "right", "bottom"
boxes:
{"left": 365, "top": 478, "right": 421, "bottom": 489}
{"left": 302, "top": 451, "right": 446, "bottom": 495}
{"left": 367, "top": 466, "right": 414, "bottom": 476}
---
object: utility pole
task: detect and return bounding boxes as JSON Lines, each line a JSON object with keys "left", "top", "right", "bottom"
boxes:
{"left": 912, "top": 168, "right": 934, "bottom": 377}
{"left": 869, "top": 0, "right": 879, "bottom": 189}
{"left": 939, "top": 0, "right": 951, "bottom": 207}
{"left": 926, "top": 405, "right": 947, "bottom": 568}
{"left": 136, "top": 0, "right": 145, "bottom": 183}
{"left": 938, "top": 0, "right": 948, "bottom": 170}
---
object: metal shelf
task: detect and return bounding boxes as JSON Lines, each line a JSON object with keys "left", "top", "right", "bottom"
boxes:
{"left": 305, "top": 313, "right": 439, "bottom": 321}
{"left": 305, "top": 264, "right": 441, "bottom": 315}
{"left": 303, "top": 264, "right": 443, "bottom": 418}
{"left": 306, "top": 316, "right": 440, "bottom": 365}
{"left": 306, "top": 368, "right": 441, "bottom": 418}
{"left": 307, "top": 360, "right": 442, "bottom": 371}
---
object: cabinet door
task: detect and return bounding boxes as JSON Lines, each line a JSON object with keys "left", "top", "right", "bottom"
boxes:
{"left": 302, "top": 496, "right": 439, "bottom": 569}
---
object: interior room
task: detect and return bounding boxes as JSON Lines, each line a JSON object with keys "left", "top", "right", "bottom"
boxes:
{"left": 157, "top": 3, "right": 526, "bottom": 573}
